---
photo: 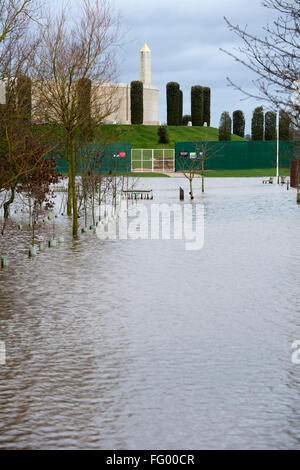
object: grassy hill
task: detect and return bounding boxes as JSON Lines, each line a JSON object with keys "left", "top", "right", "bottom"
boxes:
{"left": 98, "top": 124, "right": 245, "bottom": 149}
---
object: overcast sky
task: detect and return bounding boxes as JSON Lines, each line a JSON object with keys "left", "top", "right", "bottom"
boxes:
{"left": 113, "top": 0, "right": 277, "bottom": 133}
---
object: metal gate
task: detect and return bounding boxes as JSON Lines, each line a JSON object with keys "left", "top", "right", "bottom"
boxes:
{"left": 131, "top": 149, "right": 175, "bottom": 172}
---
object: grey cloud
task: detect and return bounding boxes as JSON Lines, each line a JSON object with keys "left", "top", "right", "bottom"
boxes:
{"left": 115, "top": 0, "right": 278, "bottom": 132}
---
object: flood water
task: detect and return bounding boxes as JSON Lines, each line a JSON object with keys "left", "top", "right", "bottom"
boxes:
{"left": 0, "top": 177, "right": 300, "bottom": 450}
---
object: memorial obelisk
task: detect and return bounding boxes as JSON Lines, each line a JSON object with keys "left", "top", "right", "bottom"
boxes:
{"left": 140, "top": 44, "right": 152, "bottom": 87}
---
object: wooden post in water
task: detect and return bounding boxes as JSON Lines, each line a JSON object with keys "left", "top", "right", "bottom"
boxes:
{"left": 179, "top": 187, "right": 184, "bottom": 201}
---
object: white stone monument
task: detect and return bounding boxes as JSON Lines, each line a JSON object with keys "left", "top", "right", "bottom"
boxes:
{"left": 140, "top": 43, "right": 152, "bottom": 87}
{"left": 100, "top": 44, "right": 159, "bottom": 125}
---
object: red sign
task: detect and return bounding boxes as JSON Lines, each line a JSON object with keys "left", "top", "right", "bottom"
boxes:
{"left": 120, "top": 152, "right": 126, "bottom": 158}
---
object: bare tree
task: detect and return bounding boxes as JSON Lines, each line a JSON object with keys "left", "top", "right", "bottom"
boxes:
{"left": 31, "top": 0, "right": 121, "bottom": 238}
{"left": 0, "top": 0, "right": 55, "bottom": 211}
{"left": 0, "top": 109, "right": 58, "bottom": 235}
{"left": 0, "top": 0, "right": 38, "bottom": 44}
{"left": 179, "top": 142, "right": 222, "bottom": 197}
{"left": 0, "top": 63, "right": 60, "bottom": 235}
{"left": 0, "top": 0, "right": 41, "bottom": 81}
{"left": 221, "top": 0, "right": 300, "bottom": 130}
{"left": 16, "top": 156, "right": 60, "bottom": 244}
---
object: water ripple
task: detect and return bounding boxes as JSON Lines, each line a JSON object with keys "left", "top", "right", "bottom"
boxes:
{"left": 0, "top": 178, "right": 299, "bottom": 449}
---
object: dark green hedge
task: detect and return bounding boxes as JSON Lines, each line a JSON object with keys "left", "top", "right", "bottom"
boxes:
{"left": 219, "top": 111, "right": 232, "bottom": 140}
{"left": 251, "top": 106, "right": 264, "bottom": 140}
{"left": 265, "top": 111, "right": 276, "bottom": 140}
{"left": 279, "top": 110, "right": 291, "bottom": 141}
{"left": 233, "top": 110, "right": 245, "bottom": 138}
{"left": 167, "top": 82, "right": 180, "bottom": 125}
{"left": 179, "top": 90, "right": 183, "bottom": 126}
{"left": 131, "top": 81, "right": 144, "bottom": 125}
{"left": 203, "top": 87, "right": 211, "bottom": 126}
{"left": 191, "top": 86, "right": 203, "bottom": 126}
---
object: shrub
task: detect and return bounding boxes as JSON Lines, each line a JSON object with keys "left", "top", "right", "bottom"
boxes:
{"left": 157, "top": 126, "right": 170, "bottom": 144}
{"left": 167, "top": 82, "right": 180, "bottom": 125}
{"left": 232, "top": 110, "right": 245, "bottom": 138}
{"left": 179, "top": 89, "right": 183, "bottom": 126}
{"left": 182, "top": 115, "right": 192, "bottom": 126}
{"left": 279, "top": 110, "right": 291, "bottom": 141}
{"left": 191, "top": 85, "right": 203, "bottom": 126}
{"left": 130, "top": 81, "right": 143, "bottom": 124}
{"left": 264, "top": 111, "right": 276, "bottom": 140}
{"left": 203, "top": 87, "right": 211, "bottom": 126}
{"left": 219, "top": 111, "right": 232, "bottom": 140}
{"left": 251, "top": 106, "right": 264, "bottom": 140}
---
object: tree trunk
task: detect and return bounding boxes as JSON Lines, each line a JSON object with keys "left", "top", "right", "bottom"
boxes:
{"left": 189, "top": 175, "right": 194, "bottom": 200}
{"left": 84, "top": 195, "right": 87, "bottom": 228}
{"left": 32, "top": 206, "right": 36, "bottom": 247}
{"left": 67, "top": 177, "right": 72, "bottom": 216}
{"left": 1, "top": 186, "right": 15, "bottom": 236}
{"left": 67, "top": 142, "right": 72, "bottom": 216}
{"left": 71, "top": 142, "right": 78, "bottom": 238}
{"left": 92, "top": 189, "right": 95, "bottom": 225}
{"left": 98, "top": 176, "right": 102, "bottom": 221}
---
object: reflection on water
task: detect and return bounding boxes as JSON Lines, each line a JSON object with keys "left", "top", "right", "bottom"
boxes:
{"left": 0, "top": 177, "right": 300, "bottom": 450}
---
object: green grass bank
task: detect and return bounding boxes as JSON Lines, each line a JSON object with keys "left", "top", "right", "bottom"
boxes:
{"left": 98, "top": 124, "right": 245, "bottom": 149}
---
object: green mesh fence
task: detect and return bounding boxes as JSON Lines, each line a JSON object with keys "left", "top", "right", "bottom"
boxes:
{"left": 175, "top": 141, "right": 297, "bottom": 172}
{"left": 55, "top": 142, "right": 131, "bottom": 174}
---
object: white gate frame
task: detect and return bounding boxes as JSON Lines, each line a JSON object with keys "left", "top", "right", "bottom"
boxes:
{"left": 131, "top": 149, "right": 175, "bottom": 172}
